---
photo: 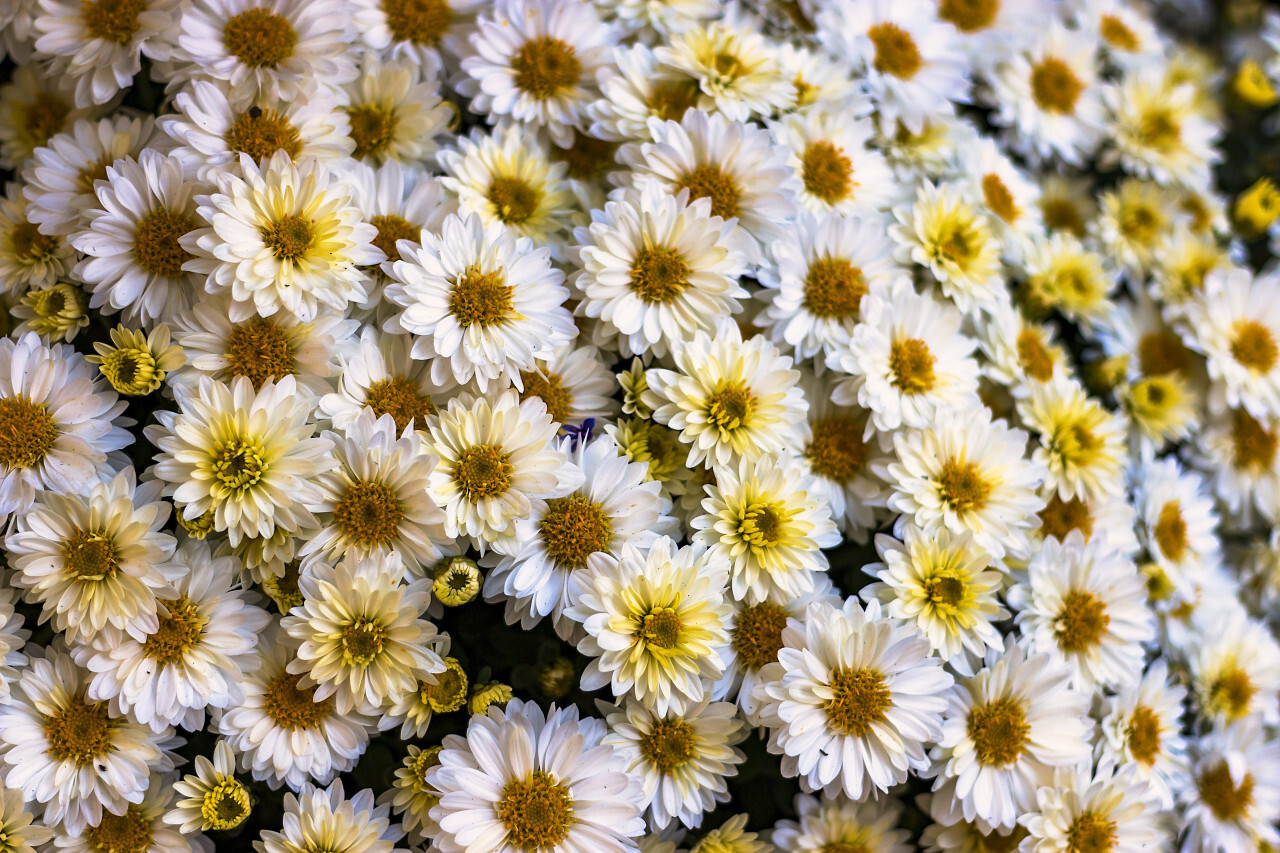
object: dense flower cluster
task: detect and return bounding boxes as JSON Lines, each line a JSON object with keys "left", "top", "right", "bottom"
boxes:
{"left": 0, "top": 0, "right": 1276, "bottom": 852}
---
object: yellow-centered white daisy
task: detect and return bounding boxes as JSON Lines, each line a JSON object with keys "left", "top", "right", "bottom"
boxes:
{"left": 656, "top": 20, "right": 791, "bottom": 122}
{"left": 1017, "top": 374, "right": 1127, "bottom": 502}
{"left": 771, "top": 793, "right": 913, "bottom": 853}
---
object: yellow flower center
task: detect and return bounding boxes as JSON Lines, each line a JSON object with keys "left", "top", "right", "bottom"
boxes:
{"left": 223, "top": 8, "right": 297, "bottom": 69}
{"left": 0, "top": 395, "right": 59, "bottom": 471}
{"left": 78, "top": 155, "right": 113, "bottom": 194}
{"left": 382, "top": 0, "right": 453, "bottom": 47}
{"left": 1050, "top": 413, "right": 1105, "bottom": 470}
{"left": 820, "top": 842, "right": 871, "bottom": 853}
{"left": 261, "top": 214, "right": 315, "bottom": 261}
{"left": 938, "top": 458, "right": 992, "bottom": 513}
{"left": 262, "top": 560, "right": 303, "bottom": 613}
{"left": 938, "top": 0, "right": 1000, "bottom": 32}
{"left": 497, "top": 771, "right": 575, "bottom": 852}
{"left": 1055, "top": 590, "right": 1109, "bottom": 653}
{"left": 369, "top": 213, "right": 417, "bottom": 266}
{"left": 201, "top": 779, "right": 251, "bottom": 831}
{"left": 406, "top": 746, "right": 443, "bottom": 793}
{"left": 539, "top": 494, "right": 613, "bottom": 569}
{"left": 825, "top": 668, "right": 891, "bottom": 737}
{"left": 638, "top": 607, "right": 683, "bottom": 650}
{"left": 1137, "top": 330, "right": 1191, "bottom": 377}
{"left": 19, "top": 94, "right": 71, "bottom": 152}
{"left": 87, "top": 805, "right": 152, "bottom": 853}
{"left": 450, "top": 265, "right": 514, "bottom": 327}
{"left": 1031, "top": 57, "right": 1084, "bottom": 114}
{"left": 340, "top": 617, "right": 390, "bottom": 666}
{"left": 262, "top": 674, "right": 332, "bottom": 730}
{"left": 933, "top": 211, "right": 985, "bottom": 268}
{"left": 1231, "top": 408, "right": 1277, "bottom": 473}
{"left": 805, "top": 415, "right": 868, "bottom": 484}
{"left": 1231, "top": 321, "right": 1279, "bottom": 373}
{"left": 348, "top": 103, "right": 398, "bottom": 161}
{"left": 225, "top": 106, "right": 303, "bottom": 162}
{"left": 488, "top": 176, "right": 543, "bottom": 225}
{"left": 420, "top": 658, "right": 468, "bottom": 712}
{"left": 868, "top": 23, "right": 922, "bottom": 79}
{"left": 1042, "top": 198, "right": 1087, "bottom": 237}
{"left": 212, "top": 437, "right": 269, "bottom": 496}
{"left": 706, "top": 382, "right": 757, "bottom": 433}
{"left": 925, "top": 574, "right": 968, "bottom": 609}
{"left": 133, "top": 208, "right": 196, "bottom": 278}
{"left": 62, "top": 529, "right": 120, "bottom": 581}
{"left": 803, "top": 257, "right": 866, "bottom": 321}
{"left": 9, "top": 220, "right": 60, "bottom": 263}
{"left": 454, "top": 444, "right": 513, "bottom": 500}
{"left": 737, "top": 501, "right": 785, "bottom": 548}
{"left": 511, "top": 37, "right": 582, "bottom": 100}
{"left": 1039, "top": 494, "right": 1093, "bottom": 542}
{"left": 1065, "top": 812, "right": 1117, "bottom": 853}
{"left": 649, "top": 79, "right": 702, "bottom": 122}
{"left": 1126, "top": 704, "right": 1162, "bottom": 766}
{"left": 629, "top": 246, "right": 690, "bottom": 305}
{"left": 1197, "top": 761, "right": 1254, "bottom": 823}
{"left": 520, "top": 371, "right": 574, "bottom": 424}
{"left": 1207, "top": 667, "right": 1255, "bottom": 721}
{"left": 1153, "top": 500, "right": 1188, "bottom": 562}
{"left": 24, "top": 283, "right": 88, "bottom": 340}
{"left": 982, "top": 173, "right": 1019, "bottom": 224}
{"left": 1136, "top": 107, "right": 1180, "bottom": 152}
{"left": 44, "top": 695, "right": 117, "bottom": 767}
{"left": 1099, "top": 14, "right": 1139, "bottom": 52}
{"left": 889, "top": 337, "right": 937, "bottom": 394}
{"left": 225, "top": 316, "right": 297, "bottom": 390}
{"left": 334, "top": 480, "right": 405, "bottom": 549}
{"left": 142, "top": 596, "right": 205, "bottom": 666}
{"left": 801, "top": 141, "right": 853, "bottom": 204}
{"left": 177, "top": 506, "right": 216, "bottom": 540}
{"left": 99, "top": 347, "right": 160, "bottom": 397}
{"left": 364, "top": 375, "right": 434, "bottom": 434}
{"left": 81, "top": 0, "right": 148, "bottom": 45}
{"left": 551, "top": 130, "right": 619, "bottom": 180}
{"left": 1016, "top": 327, "right": 1056, "bottom": 382}
{"left": 677, "top": 165, "right": 741, "bottom": 220}
{"left": 967, "top": 697, "right": 1029, "bottom": 767}
{"left": 639, "top": 718, "right": 695, "bottom": 774}
{"left": 732, "top": 602, "right": 788, "bottom": 670}
{"left": 1119, "top": 199, "right": 1162, "bottom": 245}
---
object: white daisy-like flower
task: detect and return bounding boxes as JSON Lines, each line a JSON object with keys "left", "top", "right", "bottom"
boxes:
{"left": 5, "top": 468, "right": 173, "bottom": 644}
{"left": 426, "top": 389, "right": 583, "bottom": 554}
{"left": 384, "top": 212, "right": 574, "bottom": 392}
{"left": 1007, "top": 531, "right": 1155, "bottom": 692}
{"left": 55, "top": 772, "right": 193, "bottom": 853}
{"left": 1189, "top": 608, "right": 1280, "bottom": 729}
{"left": 185, "top": 150, "right": 382, "bottom": 322}
{"left": 0, "top": 332, "right": 131, "bottom": 517}
{"left": 1020, "top": 231, "right": 1118, "bottom": 332}
{"left": 817, "top": 0, "right": 969, "bottom": 134}
{"left": 1017, "top": 374, "right": 1127, "bottom": 502}
{"left": 483, "top": 434, "right": 675, "bottom": 640}
{"left": 1095, "top": 660, "right": 1189, "bottom": 811}
{"left": 862, "top": 525, "right": 1007, "bottom": 676}
{"left": 827, "top": 278, "right": 981, "bottom": 433}
{"left": 935, "top": 0, "right": 1040, "bottom": 70}
{"left": 1076, "top": 0, "right": 1165, "bottom": 69}
{"left": 0, "top": 648, "right": 176, "bottom": 835}
{"left": 343, "top": 51, "right": 451, "bottom": 168}
{"left": 379, "top": 639, "right": 463, "bottom": 741}
{"left": 572, "top": 183, "right": 749, "bottom": 358}
{"left": 775, "top": 41, "right": 862, "bottom": 111}
{"left": 32, "top": 0, "right": 176, "bottom": 107}
{"left": 567, "top": 537, "right": 732, "bottom": 716}
{"left": 1180, "top": 718, "right": 1280, "bottom": 853}
{"left": 0, "top": 183, "right": 74, "bottom": 292}
{"left": 769, "top": 106, "right": 896, "bottom": 216}
{"left": 169, "top": 0, "right": 356, "bottom": 110}
{"left": 0, "top": 781, "right": 51, "bottom": 853}
{"left": 1021, "top": 765, "right": 1164, "bottom": 853}
{"left": 165, "top": 740, "right": 252, "bottom": 833}
{"left": 215, "top": 624, "right": 374, "bottom": 790}
{"left": 755, "top": 210, "right": 901, "bottom": 362}
{"left": 302, "top": 410, "right": 449, "bottom": 576}
{"left": 22, "top": 114, "right": 163, "bottom": 236}
{"left": 70, "top": 149, "right": 201, "bottom": 328}
{"left": 1191, "top": 406, "right": 1280, "bottom": 526}
{"left": 350, "top": 0, "right": 486, "bottom": 75}
{"left": 1182, "top": 267, "right": 1280, "bottom": 420}
{"left": 146, "top": 374, "right": 334, "bottom": 546}
{"left": 1091, "top": 178, "right": 1170, "bottom": 279}
{"left": 753, "top": 597, "right": 954, "bottom": 800}
{"left": 1102, "top": 68, "right": 1220, "bottom": 190}
{"left": 1134, "top": 457, "right": 1220, "bottom": 602}
{"left": 516, "top": 343, "right": 620, "bottom": 428}
{"left": 771, "top": 793, "right": 912, "bottom": 853}
{"left": 691, "top": 452, "right": 839, "bottom": 606}
{"left": 976, "top": 299, "right": 1069, "bottom": 396}
{"left": 319, "top": 327, "right": 450, "bottom": 435}
{"left": 617, "top": 109, "right": 798, "bottom": 260}
{"left": 257, "top": 780, "right": 407, "bottom": 853}
{"left": 588, "top": 43, "right": 703, "bottom": 142}
{"left": 957, "top": 135, "right": 1045, "bottom": 263}
{"left": 602, "top": 697, "right": 747, "bottom": 830}
{"left": 460, "top": 0, "right": 614, "bottom": 148}
{"left": 159, "top": 79, "right": 354, "bottom": 180}
{"left": 0, "top": 64, "right": 99, "bottom": 171}
{"left": 928, "top": 642, "right": 1092, "bottom": 832}
{"left": 655, "top": 20, "right": 791, "bottom": 121}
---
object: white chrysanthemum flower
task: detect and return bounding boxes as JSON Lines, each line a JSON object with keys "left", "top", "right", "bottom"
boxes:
{"left": 380, "top": 640, "right": 464, "bottom": 741}
{"left": 0, "top": 64, "right": 100, "bottom": 170}
{"left": 1021, "top": 765, "right": 1164, "bottom": 853}
{"left": 1102, "top": 68, "right": 1220, "bottom": 190}
{"left": 572, "top": 183, "right": 748, "bottom": 358}
{"left": 928, "top": 643, "right": 1092, "bottom": 832}
{"left": 617, "top": 109, "right": 798, "bottom": 259}
{"left": 0, "top": 781, "right": 51, "bottom": 853}
{"left": 282, "top": 552, "right": 445, "bottom": 717}
{"left": 516, "top": 343, "right": 619, "bottom": 428}
{"left": 754, "top": 597, "right": 953, "bottom": 800}
{"left": 1029, "top": 487, "right": 1136, "bottom": 561}
{"left": 602, "top": 697, "right": 747, "bottom": 830}
{"left": 69, "top": 150, "right": 200, "bottom": 327}
{"left": 0, "top": 183, "right": 73, "bottom": 293}
{"left": 429, "top": 699, "right": 645, "bottom": 853}
{"left": 771, "top": 793, "right": 912, "bottom": 853}
{"left": 75, "top": 537, "right": 269, "bottom": 731}
{"left": 483, "top": 434, "right": 675, "bottom": 640}
{"left": 379, "top": 744, "right": 443, "bottom": 846}
{"left": 862, "top": 526, "right": 1006, "bottom": 676}
{"left": 987, "top": 21, "right": 1104, "bottom": 165}
{"left": 165, "top": 740, "right": 251, "bottom": 833}
{"left": 55, "top": 772, "right": 194, "bottom": 853}
{"left": 568, "top": 537, "right": 732, "bottom": 716}
{"left": 0, "top": 332, "right": 130, "bottom": 517}
{"left": 384, "top": 212, "right": 573, "bottom": 392}
{"left": 6, "top": 468, "right": 173, "bottom": 643}
{"left": 828, "top": 279, "right": 981, "bottom": 433}
{"left": 460, "top": 0, "right": 614, "bottom": 148}
{"left": 0, "top": 648, "right": 176, "bottom": 835}
{"left": 1095, "top": 660, "right": 1189, "bottom": 811}
{"left": 816, "top": 0, "right": 968, "bottom": 134}
{"left": 437, "top": 123, "right": 576, "bottom": 248}
{"left": 1189, "top": 607, "right": 1280, "bottom": 729}
{"left": 22, "top": 114, "right": 163, "bottom": 236}
{"left": 147, "top": 375, "right": 333, "bottom": 546}
{"left": 1182, "top": 267, "right": 1280, "bottom": 420}
{"left": 159, "top": 79, "right": 354, "bottom": 180}
{"left": 32, "top": 0, "right": 176, "bottom": 107}
{"left": 769, "top": 106, "right": 895, "bottom": 216}
{"left": 1017, "top": 375, "right": 1127, "bottom": 502}
{"left": 1021, "top": 230, "right": 1118, "bottom": 331}
{"left": 976, "top": 300, "right": 1069, "bottom": 396}
{"left": 427, "top": 390, "right": 583, "bottom": 555}
{"left": 936, "top": 0, "right": 1040, "bottom": 69}
{"left": 1192, "top": 406, "right": 1280, "bottom": 526}
{"left": 169, "top": 0, "right": 356, "bottom": 110}
{"left": 1077, "top": 0, "right": 1165, "bottom": 68}
{"left": 215, "top": 624, "right": 374, "bottom": 790}
{"left": 755, "top": 211, "right": 901, "bottom": 362}
{"left": 1007, "top": 531, "right": 1155, "bottom": 692}
{"left": 350, "top": 0, "right": 486, "bottom": 76}
{"left": 588, "top": 43, "right": 702, "bottom": 142}
{"left": 957, "top": 135, "right": 1045, "bottom": 263}
{"left": 185, "top": 151, "right": 382, "bottom": 322}
{"left": 1135, "top": 457, "right": 1219, "bottom": 602}
{"left": 343, "top": 52, "right": 450, "bottom": 168}
{"left": 319, "top": 327, "right": 449, "bottom": 435}
{"left": 1180, "top": 718, "right": 1280, "bottom": 853}
{"left": 656, "top": 20, "right": 790, "bottom": 121}
{"left": 257, "top": 780, "right": 406, "bottom": 853}
{"left": 692, "top": 453, "right": 838, "bottom": 606}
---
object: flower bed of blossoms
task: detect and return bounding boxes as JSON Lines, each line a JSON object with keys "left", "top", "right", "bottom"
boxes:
{"left": 1, "top": 0, "right": 1280, "bottom": 851}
